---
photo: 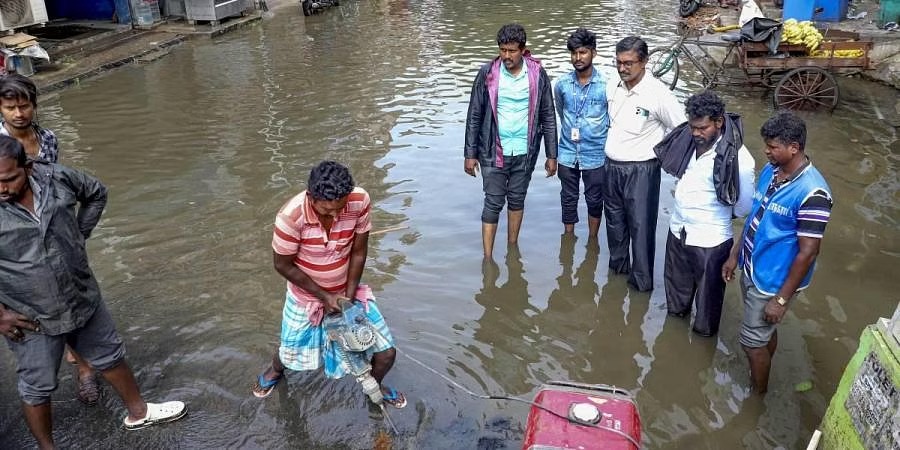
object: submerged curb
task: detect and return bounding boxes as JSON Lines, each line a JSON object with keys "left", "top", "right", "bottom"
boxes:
{"left": 36, "top": 35, "right": 186, "bottom": 94}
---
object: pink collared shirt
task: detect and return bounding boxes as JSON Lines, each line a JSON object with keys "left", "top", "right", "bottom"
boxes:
{"left": 272, "top": 187, "right": 373, "bottom": 320}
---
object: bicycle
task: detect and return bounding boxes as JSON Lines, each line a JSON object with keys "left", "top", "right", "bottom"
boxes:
{"left": 647, "top": 34, "right": 739, "bottom": 91}
{"left": 647, "top": 36, "right": 685, "bottom": 90}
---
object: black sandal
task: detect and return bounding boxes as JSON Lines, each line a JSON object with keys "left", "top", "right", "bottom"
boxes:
{"left": 76, "top": 371, "right": 100, "bottom": 405}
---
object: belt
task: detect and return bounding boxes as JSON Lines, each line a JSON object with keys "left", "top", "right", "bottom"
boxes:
{"left": 606, "top": 158, "right": 658, "bottom": 165}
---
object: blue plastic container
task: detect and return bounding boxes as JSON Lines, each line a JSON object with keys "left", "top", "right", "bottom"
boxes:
{"left": 783, "top": 0, "right": 815, "bottom": 21}
{"left": 815, "top": 0, "right": 849, "bottom": 22}
{"left": 44, "top": 0, "right": 115, "bottom": 21}
{"left": 5, "top": 56, "right": 34, "bottom": 77}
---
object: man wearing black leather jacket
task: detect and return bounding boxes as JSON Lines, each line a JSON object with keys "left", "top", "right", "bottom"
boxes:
{"left": 463, "top": 23, "right": 558, "bottom": 259}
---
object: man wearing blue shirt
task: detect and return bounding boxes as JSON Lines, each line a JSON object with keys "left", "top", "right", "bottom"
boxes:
{"left": 554, "top": 28, "right": 609, "bottom": 238}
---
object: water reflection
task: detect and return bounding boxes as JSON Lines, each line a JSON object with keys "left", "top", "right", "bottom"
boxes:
{"left": 1, "top": 0, "right": 898, "bottom": 448}
{"left": 532, "top": 235, "right": 601, "bottom": 382}
{"left": 468, "top": 247, "right": 539, "bottom": 396}
{"left": 641, "top": 319, "right": 720, "bottom": 445}
{"left": 590, "top": 268, "right": 658, "bottom": 391}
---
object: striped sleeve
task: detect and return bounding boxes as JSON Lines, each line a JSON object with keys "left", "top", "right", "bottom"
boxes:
{"left": 353, "top": 189, "right": 373, "bottom": 234}
{"left": 797, "top": 189, "right": 832, "bottom": 238}
{"left": 273, "top": 194, "right": 305, "bottom": 255}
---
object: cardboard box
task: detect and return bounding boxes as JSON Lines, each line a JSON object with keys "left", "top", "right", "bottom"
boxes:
{"left": 0, "top": 33, "right": 38, "bottom": 50}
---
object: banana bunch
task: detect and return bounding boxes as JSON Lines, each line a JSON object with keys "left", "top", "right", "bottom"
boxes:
{"left": 811, "top": 49, "right": 865, "bottom": 58}
{"left": 782, "top": 19, "right": 824, "bottom": 52}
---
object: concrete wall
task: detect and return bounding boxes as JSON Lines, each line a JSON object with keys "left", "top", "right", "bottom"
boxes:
{"left": 865, "top": 39, "right": 900, "bottom": 88}
{"left": 820, "top": 322, "right": 900, "bottom": 449}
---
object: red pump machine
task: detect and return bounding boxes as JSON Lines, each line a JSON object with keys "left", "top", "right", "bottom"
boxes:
{"left": 523, "top": 381, "right": 641, "bottom": 450}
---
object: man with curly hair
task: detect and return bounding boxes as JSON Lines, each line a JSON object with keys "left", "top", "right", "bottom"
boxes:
{"left": 252, "top": 161, "right": 405, "bottom": 408}
{"left": 661, "top": 90, "right": 755, "bottom": 337}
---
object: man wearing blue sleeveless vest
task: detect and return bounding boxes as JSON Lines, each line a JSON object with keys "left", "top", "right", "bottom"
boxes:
{"left": 722, "top": 111, "right": 833, "bottom": 394}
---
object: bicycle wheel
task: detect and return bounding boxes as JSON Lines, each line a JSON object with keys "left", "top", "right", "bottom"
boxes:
{"left": 680, "top": 0, "right": 701, "bottom": 17}
{"left": 648, "top": 47, "right": 680, "bottom": 90}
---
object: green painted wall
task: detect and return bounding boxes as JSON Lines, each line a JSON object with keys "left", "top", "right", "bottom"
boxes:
{"left": 820, "top": 323, "right": 899, "bottom": 449}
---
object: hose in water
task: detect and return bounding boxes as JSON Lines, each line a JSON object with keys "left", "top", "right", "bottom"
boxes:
{"left": 394, "top": 346, "right": 642, "bottom": 450}
{"left": 380, "top": 404, "right": 399, "bottom": 435}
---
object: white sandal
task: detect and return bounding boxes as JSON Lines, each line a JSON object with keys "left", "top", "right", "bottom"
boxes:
{"left": 123, "top": 401, "right": 187, "bottom": 430}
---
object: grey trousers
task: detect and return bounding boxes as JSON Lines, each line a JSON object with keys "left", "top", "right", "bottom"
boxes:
{"left": 481, "top": 155, "right": 534, "bottom": 224}
{"left": 5, "top": 301, "right": 126, "bottom": 405}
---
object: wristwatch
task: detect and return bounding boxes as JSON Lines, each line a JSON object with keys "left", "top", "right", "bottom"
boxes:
{"left": 775, "top": 296, "right": 788, "bottom": 306}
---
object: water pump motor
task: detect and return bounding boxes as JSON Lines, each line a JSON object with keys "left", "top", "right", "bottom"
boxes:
{"left": 323, "top": 299, "right": 384, "bottom": 405}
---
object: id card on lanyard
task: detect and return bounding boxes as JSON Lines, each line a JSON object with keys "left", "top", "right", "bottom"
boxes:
{"left": 570, "top": 79, "right": 592, "bottom": 142}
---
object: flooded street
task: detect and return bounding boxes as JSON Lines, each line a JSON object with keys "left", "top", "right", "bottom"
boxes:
{"left": 1, "top": 0, "right": 898, "bottom": 448}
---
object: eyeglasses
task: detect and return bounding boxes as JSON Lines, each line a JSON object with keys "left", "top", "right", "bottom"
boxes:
{"left": 613, "top": 58, "right": 641, "bottom": 68}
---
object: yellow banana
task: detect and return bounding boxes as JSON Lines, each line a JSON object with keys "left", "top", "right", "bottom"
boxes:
{"left": 712, "top": 24, "right": 741, "bottom": 32}
{"left": 811, "top": 49, "right": 864, "bottom": 58}
{"left": 782, "top": 20, "right": 823, "bottom": 51}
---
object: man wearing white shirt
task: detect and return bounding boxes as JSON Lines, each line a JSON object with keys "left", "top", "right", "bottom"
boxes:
{"left": 604, "top": 36, "right": 685, "bottom": 292}
{"left": 663, "top": 91, "right": 755, "bottom": 336}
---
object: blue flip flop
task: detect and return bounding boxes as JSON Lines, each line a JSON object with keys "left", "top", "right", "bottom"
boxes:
{"left": 382, "top": 386, "right": 407, "bottom": 409}
{"left": 253, "top": 371, "right": 283, "bottom": 399}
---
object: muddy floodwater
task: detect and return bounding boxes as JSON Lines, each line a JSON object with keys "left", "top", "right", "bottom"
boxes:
{"left": 1, "top": 0, "right": 898, "bottom": 448}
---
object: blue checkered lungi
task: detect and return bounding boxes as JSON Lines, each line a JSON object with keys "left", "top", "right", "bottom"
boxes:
{"left": 278, "top": 290, "right": 394, "bottom": 378}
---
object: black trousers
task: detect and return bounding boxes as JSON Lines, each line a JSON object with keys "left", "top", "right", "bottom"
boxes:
{"left": 602, "top": 159, "right": 661, "bottom": 291}
{"left": 558, "top": 163, "right": 605, "bottom": 224}
{"left": 664, "top": 230, "right": 733, "bottom": 336}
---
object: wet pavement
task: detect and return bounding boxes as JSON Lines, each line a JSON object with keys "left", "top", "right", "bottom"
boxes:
{"left": 0, "top": 0, "right": 898, "bottom": 448}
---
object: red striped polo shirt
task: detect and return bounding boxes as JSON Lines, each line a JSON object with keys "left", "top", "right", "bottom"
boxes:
{"left": 272, "top": 187, "right": 372, "bottom": 303}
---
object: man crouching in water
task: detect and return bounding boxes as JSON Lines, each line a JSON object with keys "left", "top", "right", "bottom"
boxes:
{"left": 252, "top": 160, "right": 405, "bottom": 408}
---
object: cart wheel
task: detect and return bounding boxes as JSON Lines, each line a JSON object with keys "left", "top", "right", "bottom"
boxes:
{"left": 301, "top": 0, "right": 313, "bottom": 16}
{"left": 648, "top": 48, "right": 679, "bottom": 90}
{"left": 773, "top": 67, "right": 840, "bottom": 111}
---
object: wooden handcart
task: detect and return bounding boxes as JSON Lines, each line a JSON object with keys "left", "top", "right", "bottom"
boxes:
{"left": 648, "top": 30, "right": 873, "bottom": 111}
